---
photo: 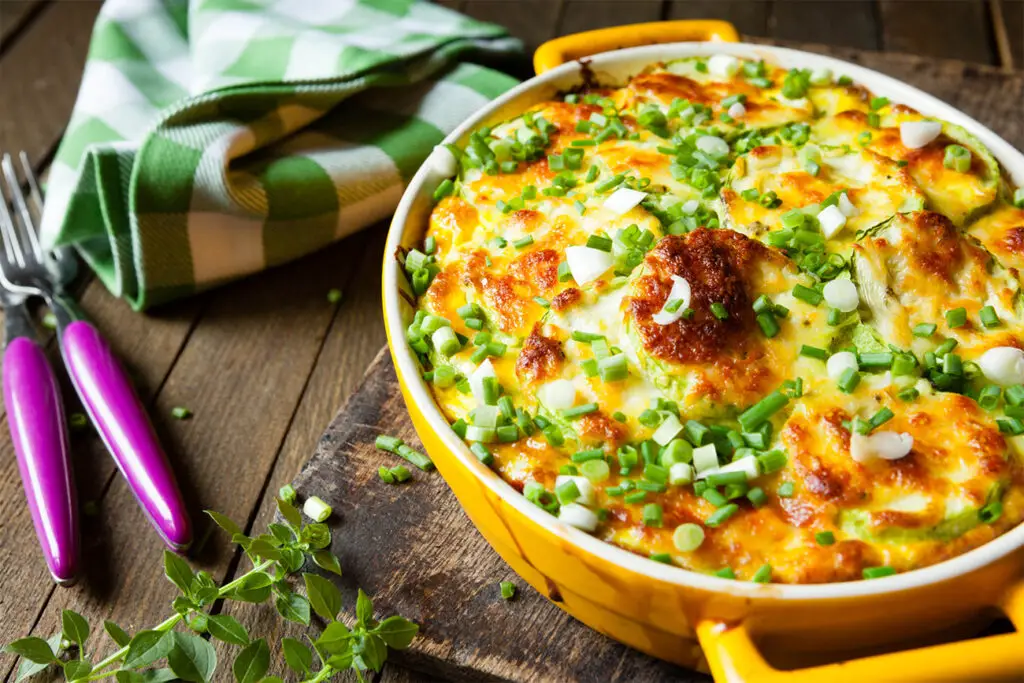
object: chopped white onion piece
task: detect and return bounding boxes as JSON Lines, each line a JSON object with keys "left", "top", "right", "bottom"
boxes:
{"left": 538, "top": 378, "right": 576, "bottom": 411}
{"left": 827, "top": 351, "right": 859, "bottom": 380}
{"left": 558, "top": 503, "right": 599, "bottom": 532}
{"left": 652, "top": 414, "right": 684, "bottom": 446}
{"left": 469, "top": 359, "right": 496, "bottom": 405}
{"left": 708, "top": 54, "right": 740, "bottom": 78}
{"left": 837, "top": 192, "right": 860, "bottom": 217}
{"left": 822, "top": 279, "right": 859, "bottom": 312}
{"left": 565, "top": 245, "right": 613, "bottom": 285}
{"left": 728, "top": 102, "right": 746, "bottom": 118}
{"left": 696, "top": 455, "right": 760, "bottom": 481}
{"left": 682, "top": 199, "right": 700, "bottom": 215}
{"left": 652, "top": 276, "right": 693, "bottom": 325}
{"left": 696, "top": 135, "right": 730, "bottom": 158}
{"left": 555, "top": 475, "right": 596, "bottom": 507}
{"left": 809, "top": 67, "right": 833, "bottom": 86}
{"left": 979, "top": 346, "right": 1024, "bottom": 386}
{"left": 900, "top": 121, "right": 942, "bottom": 149}
{"left": 603, "top": 187, "right": 647, "bottom": 215}
{"left": 692, "top": 444, "right": 719, "bottom": 473}
{"left": 428, "top": 144, "right": 458, "bottom": 177}
{"left": 669, "top": 462, "right": 694, "bottom": 485}
{"left": 817, "top": 204, "right": 848, "bottom": 238}
{"left": 850, "top": 431, "right": 914, "bottom": 464}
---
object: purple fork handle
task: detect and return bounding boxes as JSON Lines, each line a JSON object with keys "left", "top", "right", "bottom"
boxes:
{"left": 61, "top": 321, "right": 191, "bottom": 550}
{"left": 4, "top": 337, "right": 79, "bottom": 582}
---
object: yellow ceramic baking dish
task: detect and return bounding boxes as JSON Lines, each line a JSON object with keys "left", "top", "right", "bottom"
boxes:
{"left": 383, "top": 20, "right": 1024, "bottom": 682}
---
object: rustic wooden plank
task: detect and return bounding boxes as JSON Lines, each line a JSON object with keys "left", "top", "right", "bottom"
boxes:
{"left": 0, "top": 0, "right": 48, "bottom": 48}
{"left": 4, "top": 233, "right": 371, "bottom": 679}
{"left": 211, "top": 228, "right": 391, "bottom": 674}
{"left": 559, "top": 0, "right": 664, "bottom": 35}
{"left": 666, "top": 0, "right": 770, "bottom": 36}
{"left": 993, "top": 0, "right": 1023, "bottom": 67}
{"left": 769, "top": 1, "right": 880, "bottom": 50}
{"left": 0, "top": 0, "right": 101, "bottom": 163}
{"left": 288, "top": 351, "right": 708, "bottom": 683}
{"left": 879, "top": 0, "right": 996, "bottom": 63}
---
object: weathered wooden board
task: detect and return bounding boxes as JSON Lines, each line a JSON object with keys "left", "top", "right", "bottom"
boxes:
{"left": 289, "top": 48, "right": 1024, "bottom": 683}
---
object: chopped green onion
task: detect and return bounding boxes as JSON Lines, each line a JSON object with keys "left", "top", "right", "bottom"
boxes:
{"left": 673, "top": 523, "right": 705, "bottom": 552}
{"left": 563, "top": 402, "right": 599, "bottom": 419}
{"left": 777, "top": 481, "right": 795, "bottom": 497}
{"left": 869, "top": 96, "right": 889, "bottom": 111}
{"left": 862, "top": 566, "right": 897, "bottom": 579}
{"left": 815, "top": 531, "right": 835, "bottom": 546}
{"left": 792, "top": 284, "right": 823, "bottom": 306}
{"left": 710, "top": 302, "right": 729, "bottom": 320}
{"left": 703, "top": 487, "right": 729, "bottom": 507}
{"left": 513, "top": 235, "right": 534, "bottom": 250}
{"left": 705, "top": 503, "right": 739, "bottom": 527}
{"left": 747, "top": 487, "right": 767, "bottom": 508}
{"left": 978, "top": 384, "right": 1001, "bottom": 411}
{"left": 869, "top": 407, "right": 895, "bottom": 429}
{"left": 586, "top": 234, "right": 613, "bottom": 252}
{"left": 303, "top": 496, "right": 333, "bottom": 522}
{"left": 571, "top": 330, "right": 605, "bottom": 343}
{"left": 935, "top": 338, "right": 958, "bottom": 356}
{"left": 500, "top": 581, "right": 517, "bottom": 600}
{"left": 912, "top": 322, "right": 937, "bottom": 337}
{"left": 756, "top": 312, "right": 780, "bottom": 338}
{"left": 751, "top": 564, "right": 772, "bottom": 583}
{"left": 279, "top": 484, "right": 297, "bottom": 504}
{"left": 827, "top": 308, "right": 842, "bottom": 326}
{"left": 945, "top": 307, "right": 967, "bottom": 328}
{"left": 979, "top": 501, "right": 1003, "bottom": 523}
{"left": 757, "top": 449, "right": 788, "bottom": 474}
{"left": 715, "top": 567, "right": 737, "bottom": 579}
{"left": 897, "top": 386, "right": 919, "bottom": 402}
{"left": 738, "top": 391, "right": 789, "bottom": 432}
{"left": 581, "top": 459, "right": 610, "bottom": 482}
{"left": 433, "top": 179, "right": 454, "bottom": 201}
{"left": 837, "top": 367, "right": 861, "bottom": 393}
{"left": 171, "top": 406, "right": 192, "bottom": 420}
{"left": 555, "top": 479, "right": 580, "bottom": 505}
{"left": 858, "top": 352, "right": 894, "bottom": 369}
{"left": 943, "top": 144, "right": 971, "bottom": 173}
{"left": 799, "top": 345, "right": 828, "bottom": 360}
{"left": 1005, "top": 385, "right": 1024, "bottom": 406}
{"left": 624, "top": 491, "right": 647, "bottom": 504}
{"left": 980, "top": 305, "right": 1000, "bottom": 328}
{"left": 642, "top": 503, "right": 664, "bottom": 527}
{"left": 572, "top": 448, "right": 605, "bottom": 463}
{"left": 396, "top": 444, "right": 434, "bottom": 471}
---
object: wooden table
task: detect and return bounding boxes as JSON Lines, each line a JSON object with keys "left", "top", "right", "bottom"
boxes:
{"left": 0, "top": 1, "right": 1021, "bottom": 681}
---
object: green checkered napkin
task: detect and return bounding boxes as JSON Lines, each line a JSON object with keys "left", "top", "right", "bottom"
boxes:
{"left": 41, "top": 0, "right": 520, "bottom": 309}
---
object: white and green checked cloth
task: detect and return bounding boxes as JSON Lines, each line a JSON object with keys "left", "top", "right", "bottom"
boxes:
{"left": 41, "top": 0, "right": 520, "bottom": 309}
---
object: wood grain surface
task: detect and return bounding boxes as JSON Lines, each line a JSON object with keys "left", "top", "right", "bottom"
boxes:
{"left": 290, "top": 46, "right": 1024, "bottom": 683}
{"left": 0, "top": 1, "right": 1020, "bottom": 681}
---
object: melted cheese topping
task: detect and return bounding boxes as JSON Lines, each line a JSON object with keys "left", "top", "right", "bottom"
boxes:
{"left": 410, "top": 56, "right": 1024, "bottom": 584}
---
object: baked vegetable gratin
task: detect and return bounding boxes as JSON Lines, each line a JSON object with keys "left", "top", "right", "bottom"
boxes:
{"left": 401, "top": 55, "right": 1024, "bottom": 584}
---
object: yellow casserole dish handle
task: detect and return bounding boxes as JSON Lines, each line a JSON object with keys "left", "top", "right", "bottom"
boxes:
{"left": 696, "top": 578, "right": 1024, "bottom": 682}
{"left": 533, "top": 20, "right": 740, "bottom": 74}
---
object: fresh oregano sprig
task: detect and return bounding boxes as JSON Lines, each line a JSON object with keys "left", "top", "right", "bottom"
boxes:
{"left": 4, "top": 497, "right": 418, "bottom": 682}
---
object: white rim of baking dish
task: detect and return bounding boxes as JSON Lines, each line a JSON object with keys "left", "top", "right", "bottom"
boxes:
{"left": 384, "top": 41, "right": 1024, "bottom": 603}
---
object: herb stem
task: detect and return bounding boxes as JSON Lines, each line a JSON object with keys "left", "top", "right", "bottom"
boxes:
{"left": 84, "top": 559, "right": 276, "bottom": 680}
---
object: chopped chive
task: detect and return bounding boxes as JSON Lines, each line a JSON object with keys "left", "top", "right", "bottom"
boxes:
{"left": 945, "top": 307, "right": 967, "bottom": 328}
{"left": 624, "top": 490, "right": 647, "bottom": 504}
{"left": 710, "top": 302, "right": 729, "bottom": 320}
{"left": 799, "top": 345, "right": 828, "bottom": 360}
{"left": 703, "top": 487, "right": 729, "bottom": 507}
{"left": 792, "top": 284, "right": 822, "bottom": 306}
{"left": 751, "top": 564, "right": 772, "bottom": 583}
{"left": 513, "top": 235, "right": 534, "bottom": 250}
{"left": 563, "top": 402, "right": 599, "bottom": 419}
{"left": 738, "top": 391, "right": 789, "bottom": 432}
{"left": 706, "top": 471, "right": 748, "bottom": 488}
{"left": 756, "top": 312, "right": 780, "bottom": 338}
{"left": 897, "top": 386, "right": 919, "bottom": 402}
{"left": 375, "top": 434, "right": 403, "bottom": 453}
{"left": 869, "top": 407, "right": 894, "bottom": 429}
{"left": 980, "top": 305, "right": 1000, "bottom": 328}
{"left": 862, "top": 566, "right": 897, "bottom": 579}
{"left": 572, "top": 448, "right": 605, "bottom": 463}
{"left": 586, "top": 234, "right": 613, "bottom": 252}
{"left": 858, "top": 352, "right": 894, "bottom": 369}
{"left": 705, "top": 503, "right": 739, "bottom": 527}
{"left": 433, "top": 178, "right": 454, "bottom": 201}
{"left": 935, "top": 338, "right": 958, "bottom": 356}
{"left": 837, "top": 367, "right": 861, "bottom": 393}
{"left": 827, "top": 308, "right": 842, "bottom": 326}
{"left": 595, "top": 173, "right": 625, "bottom": 193}
{"left": 912, "top": 322, "right": 937, "bottom": 337}
{"left": 815, "top": 531, "right": 836, "bottom": 546}
{"left": 584, "top": 165, "right": 600, "bottom": 182}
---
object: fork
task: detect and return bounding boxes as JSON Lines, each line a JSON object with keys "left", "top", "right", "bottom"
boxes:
{"left": 0, "top": 153, "right": 192, "bottom": 564}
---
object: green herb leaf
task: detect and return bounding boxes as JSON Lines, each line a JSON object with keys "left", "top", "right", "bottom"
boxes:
{"left": 4, "top": 636, "right": 56, "bottom": 665}
{"left": 299, "top": 523, "right": 331, "bottom": 550}
{"left": 354, "top": 633, "right": 387, "bottom": 672}
{"left": 163, "top": 550, "right": 195, "bottom": 595}
{"left": 13, "top": 633, "right": 61, "bottom": 681}
{"left": 206, "top": 614, "right": 249, "bottom": 646}
{"left": 187, "top": 612, "right": 209, "bottom": 634}
{"left": 204, "top": 510, "right": 242, "bottom": 537}
{"left": 104, "top": 620, "right": 131, "bottom": 647}
{"left": 232, "top": 638, "right": 269, "bottom": 683}
{"left": 275, "top": 592, "right": 311, "bottom": 625}
{"left": 167, "top": 631, "right": 217, "bottom": 683}
{"left": 315, "top": 622, "right": 351, "bottom": 656}
{"left": 229, "top": 572, "right": 274, "bottom": 603}
{"left": 281, "top": 637, "right": 313, "bottom": 675}
{"left": 279, "top": 547, "right": 305, "bottom": 573}
{"left": 312, "top": 550, "right": 342, "bottom": 576}
{"left": 64, "top": 660, "right": 93, "bottom": 681}
{"left": 303, "top": 574, "right": 342, "bottom": 622}
{"left": 355, "top": 588, "right": 374, "bottom": 628}
{"left": 325, "top": 649, "right": 354, "bottom": 670}
{"left": 60, "top": 609, "right": 90, "bottom": 647}
{"left": 374, "top": 616, "right": 419, "bottom": 650}
{"left": 276, "top": 498, "right": 302, "bottom": 528}
{"left": 268, "top": 523, "right": 296, "bottom": 545}
{"left": 246, "top": 538, "right": 283, "bottom": 562}
{"left": 123, "top": 630, "right": 175, "bottom": 669}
